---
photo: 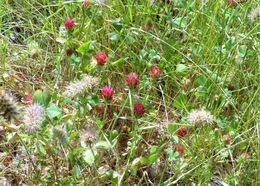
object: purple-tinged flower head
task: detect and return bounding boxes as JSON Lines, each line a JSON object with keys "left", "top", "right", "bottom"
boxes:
{"left": 64, "top": 18, "right": 75, "bottom": 29}
{"left": 66, "top": 48, "right": 75, "bottom": 56}
{"left": 23, "top": 103, "right": 45, "bottom": 133}
{"left": 227, "top": 0, "right": 237, "bottom": 7}
{"left": 64, "top": 75, "right": 99, "bottom": 98}
{"left": 95, "top": 51, "right": 108, "bottom": 65}
{"left": 176, "top": 126, "right": 188, "bottom": 138}
{"left": 84, "top": 1, "right": 91, "bottom": 7}
{"left": 25, "top": 95, "right": 33, "bottom": 102}
{"left": 149, "top": 66, "right": 161, "bottom": 77}
{"left": 176, "top": 144, "right": 184, "bottom": 154}
{"left": 126, "top": 72, "right": 139, "bottom": 87}
{"left": 134, "top": 103, "right": 145, "bottom": 115}
{"left": 101, "top": 85, "right": 114, "bottom": 100}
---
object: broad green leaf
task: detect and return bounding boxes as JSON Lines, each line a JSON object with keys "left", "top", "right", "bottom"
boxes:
{"left": 176, "top": 64, "right": 188, "bottom": 76}
{"left": 195, "top": 76, "right": 207, "bottom": 86}
{"left": 148, "top": 49, "right": 160, "bottom": 60}
{"left": 111, "top": 58, "right": 127, "bottom": 68}
{"left": 73, "top": 146, "right": 86, "bottom": 155}
{"left": 86, "top": 95, "right": 99, "bottom": 106}
{"left": 36, "top": 141, "right": 46, "bottom": 156}
{"left": 110, "top": 31, "right": 120, "bottom": 41}
{"left": 77, "top": 40, "right": 95, "bottom": 53}
{"left": 140, "top": 146, "right": 160, "bottom": 164}
{"left": 93, "top": 141, "right": 111, "bottom": 150}
{"left": 83, "top": 149, "right": 95, "bottom": 165}
{"left": 239, "top": 45, "right": 247, "bottom": 58}
{"left": 33, "top": 90, "right": 51, "bottom": 107}
{"left": 46, "top": 104, "right": 62, "bottom": 120}
{"left": 72, "top": 165, "right": 81, "bottom": 178}
{"left": 70, "top": 54, "right": 81, "bottom": 63}
{"left": 168, "top": 123, "right": 178, "bottom": 134}
{"left": 173, "top": 17, "right": 187, "bottom": 28}
{"left": 165, "top": 149, "right": 179, "bottom": 161}
{"left": 174, "top": 95, "right": 188, "bottom": 109}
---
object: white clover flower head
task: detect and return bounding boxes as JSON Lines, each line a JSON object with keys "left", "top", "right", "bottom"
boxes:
{"left": 79, "top": 123, "right": 98, "bottom": 145}
{"left": 93, "top": 0, "right": 108, "bottom": 6}
{"left": 63, "top": 75, "right": 99, "bottom": 98}
{"left": 188, "top": 109, "right": 214, "bottom": 125}
{"left": 0, "top": 176, "right": 11, "bottom": 186}
{"left": 23, "top": 103, "right": 45, "bottom": 133}
{"left": 80, "top": 129, "right": 97, "bottom": 144}
{"left": 248, "top": 6, "right": 260, "bottom": 22}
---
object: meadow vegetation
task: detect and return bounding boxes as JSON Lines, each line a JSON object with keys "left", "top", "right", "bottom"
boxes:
{"left": 0, "top": 0, "right": 259, "bottom": 185}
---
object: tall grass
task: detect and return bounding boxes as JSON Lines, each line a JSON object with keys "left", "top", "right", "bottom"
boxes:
{"left": 0, "top": 0, "right": 259, "bottom": 185}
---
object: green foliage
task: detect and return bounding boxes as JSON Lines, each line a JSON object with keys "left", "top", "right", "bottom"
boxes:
{"left": 0, "top": 0, "right": 259, "bottom": 185}
{"left": 33, "top": 90, "right": 51, "bottom": 107}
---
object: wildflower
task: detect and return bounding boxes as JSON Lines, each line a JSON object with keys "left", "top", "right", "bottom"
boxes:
{"left": 188, "top": 109, "right": 214, "bottom": 125}
{"left": 23, "top": 103, "right": 45, "bottom": 133}
{"left": 95, "top": 51, "right": 108, "bottom": 65}
{"left": 25, "top": 95, "right": 32, "bottom": 102}
{"left": 248, "top": 6, "right": 260, "bottom": 22}
{"left": 85, "top": 1, "right": 91, "bottom": 7}
{"left": 51, "top": 125, "right": 67, "bottom": 145}
{"left": 79, "top": 125, "right": 98, "bottom": 144}
{"left": 228, "top": 0, "right": 237, "bottom": 7}
{"left": 0, "top": 90, "right": 19, "bottom": 121}
{"left": 64, "top": 18, "right": 75, "bottom": 29}
{"left": 101, "top": 85, "right": 114, "bottom": 100}
{"left": 66, "top": 48, "right": 74, "bottom": 55}
{"left": 176, "top": 144, "right": 184, "bottom": 154}
{"left": 149, "top": 66, "right": 161, "bottom": 77}
{"left": 225, "top": 133, "right": 231, "bottom": 144}
{"left": 242, "top": 152, "right": 249, "bottom": 159}
{"left": 0, "top": 177, "right": 11, "bottom": 186}
{"left": 134, "top": 103, "right": 145, "bottom": 115}
{"left": 95, "top": 104, "right": 105, "bottom": 114}
{"left": 126, "top": 72, "right": 139, "bottom": 87}
{"left": 144, "top": 18, "right": 153, "bottom": 30}
{"left": 64, "top": 75, "right": 99, "bottom": 98}
{"left": 93, "top": 0, "right": 107, "bottom": 6}
{"left": 176, "top": 126, "right": 188, "bottom": 138}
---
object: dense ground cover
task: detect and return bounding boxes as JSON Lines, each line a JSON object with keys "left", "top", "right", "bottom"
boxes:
{"left": 0, "top": 0, "right": 259, "bottom": 185}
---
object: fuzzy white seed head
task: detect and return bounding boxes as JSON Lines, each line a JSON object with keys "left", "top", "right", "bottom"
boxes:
{"left": 188, "top": 109, "right": 214, "bottom": 125}
{"left": 63, "top": 75, "right": 99, "bottom": 98}
{"left": 79, "top": 127, "right": 98, "bottom": 144}
{"left": 51, "top": 125, "right": 68, "bottom": 145}
{"left": 23, "top": 103, "right": 45, "bottom": 133}
{"left": 93, "top": 0, "right": 108, "bottom": 6}
{"left": 248, "top": 6, "right": 260, "bottom": 22}
{"left": 0, "top": 90, "right": 19, "bottom": 121}
{"left": 0, "top": 177, "right": 11, "bottom": 186}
